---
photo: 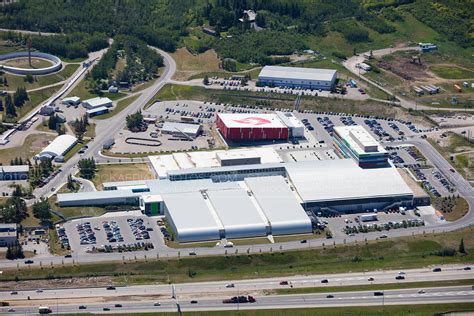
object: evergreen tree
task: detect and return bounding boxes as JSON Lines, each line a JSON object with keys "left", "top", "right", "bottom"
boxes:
{"left": 5, "top": 94, "right": 16, "bottom": 117}
{"left": 459, "top": 238, "right": 466, "bottom": 254}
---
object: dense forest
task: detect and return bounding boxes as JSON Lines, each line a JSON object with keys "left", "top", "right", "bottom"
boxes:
{"left": 0, "top": 31, "right": 109, "bottom": 59}
{"left": 0, "top": 0, "right": 471, "bottom": 64}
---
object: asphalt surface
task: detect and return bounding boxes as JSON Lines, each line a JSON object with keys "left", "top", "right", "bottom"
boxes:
{"left": 1, "top": 265, "right": 472, "bottom": 301}
{"left": 3, "top": 286, "right": 474, "bottom": 314}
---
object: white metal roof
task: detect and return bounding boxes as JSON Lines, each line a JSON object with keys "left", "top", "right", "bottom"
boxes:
{"left": 0, "top": 165, "right": 29, "bottom": 173}
{"left": 217, "top": 113, "right": 287, "bottom": 128}
{"left": 83, "top": 97, "right": 112, "bottom": 108}
{"left": 86, "top": 106, "right": 109, "bottom": 114}
{"left": 245, "top": 176, "right": 312, "bottom": 235}
{"left": 259, "top": 66, "right": 337, "bottom": 82}
{"left": 285, "top": 160, "right": 413, "bottom": 203}
{"left": 276, "top": 111, "right": 304, "bottom": 129}
{"left": 216, "top": 150, "right": 260, "bottom": 161}
{"left": 161, "top": 121, "right": 201, "bottom": 135}
{"left": 62, "top": 96, "right": 80, "bottom": 103}
{"left": 148, "top": 147, "right": 282, "bottom": 179}
{"left": 207, "top": 189, "right": 268, "bottom": 238}
{"left": 334, "top": 125, "right": 386, "bottom": 155}
{"left": 163, "top": 191, "right": 221, "bottom": 242}
{"left": 38, "top": 134, "right": 77, "bottom": 158}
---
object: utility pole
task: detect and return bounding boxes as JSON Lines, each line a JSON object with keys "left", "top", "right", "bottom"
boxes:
{"left": 27, "top": 40, "right": 32, "bottom": 67}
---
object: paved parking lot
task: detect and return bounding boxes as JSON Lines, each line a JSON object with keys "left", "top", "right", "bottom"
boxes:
{"left": 323, "top": 210, "right": 438, "bottom": 238}
{"left": 64, "top": 211, "right": 165, "bottom": 254}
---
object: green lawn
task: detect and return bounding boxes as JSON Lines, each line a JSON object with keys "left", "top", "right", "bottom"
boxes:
{"left": 66, "top": 79, "right": 127, "bottom": 101}
{"left": 94, "top": 94, "right": 141, "bottom": 120}
{"left": 3, "top": 226, "right": 474, "bottom": 285}
{"left": 91, "top": 163, "right": 154, "bottom": 190}
{"left": 49, "top": 195, "right": 107, "bottom": 219}
{"left": 430, "top": 65, "right": 474, "bottom": 80}
{"left": 0, "top": 64, "right": 80, "bottom": 91}
{"left": 4, "top": 85, "right": 61, "bottom": 121}
{"left": 138, "top": 304, "right": 474, "bottom": 316}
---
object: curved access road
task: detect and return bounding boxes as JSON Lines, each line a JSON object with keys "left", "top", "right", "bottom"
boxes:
{"left": 30, "top": 47, "right": 176, "bottom": 204}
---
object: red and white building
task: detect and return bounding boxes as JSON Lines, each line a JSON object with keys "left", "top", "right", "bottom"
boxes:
{"left": 216, "top": 113, "right": 289, "bottom": 141}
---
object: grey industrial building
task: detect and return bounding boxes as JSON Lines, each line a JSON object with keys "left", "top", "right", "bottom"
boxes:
{"left": 0, "top": 224, "right": 17, "bottom": 247}
{"left": 161, "top": 121, "right": 202, "bottom": 138}
{"left": 258, "top": 66, "right": 337, "bottom": 90}
{"left": 0, "top": 165, "right": 29, "bottom": 181}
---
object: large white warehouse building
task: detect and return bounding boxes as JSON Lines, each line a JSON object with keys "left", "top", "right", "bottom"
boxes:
{"left": 35, "top": 134, "right": 78, "bottom": 161}
{"left": 258, "top": 66, "right": 337, "bottom": 90}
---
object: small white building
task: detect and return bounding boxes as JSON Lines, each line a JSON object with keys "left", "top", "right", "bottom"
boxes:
{"left": 35, "top": 134, "right": 78, "bottom": 161}
{"left": 62, "top": 96, "right": 81, "bottom": 106}
{"left": 82, "top": 97, "right": 113, "bottom": 110}
{"left": 276, "top": 111, "right": 305, "bottom": 138}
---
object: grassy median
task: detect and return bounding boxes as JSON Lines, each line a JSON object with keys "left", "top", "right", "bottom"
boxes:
{"left": 2, "top": 226, "right": 474, "bottom": 285}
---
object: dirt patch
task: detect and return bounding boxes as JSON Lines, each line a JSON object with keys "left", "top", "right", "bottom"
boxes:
{"left": 0, "top": 276, "right": 114, "bottom": 291}
{"left": 378, "top": 55, "right": 431, "bottom": 81}
{"left": 171, "top": 48, "right": 221, "bottom": 81}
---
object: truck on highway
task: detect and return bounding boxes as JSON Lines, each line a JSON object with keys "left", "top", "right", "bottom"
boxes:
{"left": 360, "top": 214, "right": 378, "bottom": 222}
{"left": 222, "top": 296, "right": 256, "bottom": 304}
{"left": 38, "top": 306, "right": 52, "bottom": 314}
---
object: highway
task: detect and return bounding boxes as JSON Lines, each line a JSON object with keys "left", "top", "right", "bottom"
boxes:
{"left": 1, "top": 265, "right": 473, "bottom": 301}
{"left": 2, "top": 286, "right": 474, "bottom": 314}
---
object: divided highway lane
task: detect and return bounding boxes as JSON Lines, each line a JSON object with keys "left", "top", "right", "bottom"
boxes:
{"left": 2, "top": 265, "right": 473, "bottom": 301}
{"left": 3, "top": 286, "right": 474, "bottom": 314}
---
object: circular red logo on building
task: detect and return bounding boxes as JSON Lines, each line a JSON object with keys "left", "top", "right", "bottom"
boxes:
{"left": 232, "top": 117, "right": 271, "bottom": 125}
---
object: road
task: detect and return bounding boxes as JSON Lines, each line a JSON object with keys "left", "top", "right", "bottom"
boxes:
{"left": 1, "top": 265, "right": 472, "bottom": 301}
{"left": 2, "top": 286, "right": 474, "bottom": 314}
{"left": 342, "top": 46, "right": 474, "bottom": 112}
{"left": 33, "top": 46, "right": 176, "bottom": 202}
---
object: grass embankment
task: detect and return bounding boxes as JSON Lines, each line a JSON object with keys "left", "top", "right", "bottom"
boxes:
{"left": 94, "top": 94, "right": 141, "bottom": 120}
{"left": 1, "top": 64, "right": 80, "bottom": 91}
{"left": 430, "top": 65, "right": 474, "bottom": 80}
{"left": 2, "top": 226, "right": 474, "bottom": 285}
{"left": 66, "top": 79, "right": 126, "bottom": 101}
{"left": 274, "top": 278, "right": 474, "bottom": 295}
{"left": 0, "top": 133, "right": 55, "bottom": 165}
{"left": 2, "top": 85, "right": 61, "bottom": 121}
{"left": 91, "top": 163, "right": 154, "bottom": 190}
{"left": 49, "top": 195, "right": 107, "bottom": 219}
{"left": 428, "top": 132, "right": 474, "bottom": 183}
{"left": 64, "top": 303, "right": 474, "bottom": 316}
{"left": 48, "top": 229, "right": 70, "bottom": 256}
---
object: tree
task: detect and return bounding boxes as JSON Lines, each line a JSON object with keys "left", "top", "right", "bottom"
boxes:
{"left": 459, "top": 238, "right": 466, "bottom": 254}
{"left": 3, "top": 77, "right": 8, "bottom": 86}
{"left": 5, "top": 94, "right": 16, "bottom": 117}
{"left": 24, "top": 73, "right": 34, "bottom": 83}
{"left": 78, "top": 157, "right": 96, "bottom": 180}
{"left": 126, "top": 110, "right": 143, "bottom": 131}
{"left": 48, "top": 114, "right": 59, "bottom": 130}
{"left": 32, "top": 198, "right": 52, "bottom": 225}
{"left": 0, "top": 99, "right": 3, "bottom": 112}
{"left": 66, "top": 174, "right": 75, "bottom": 191}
